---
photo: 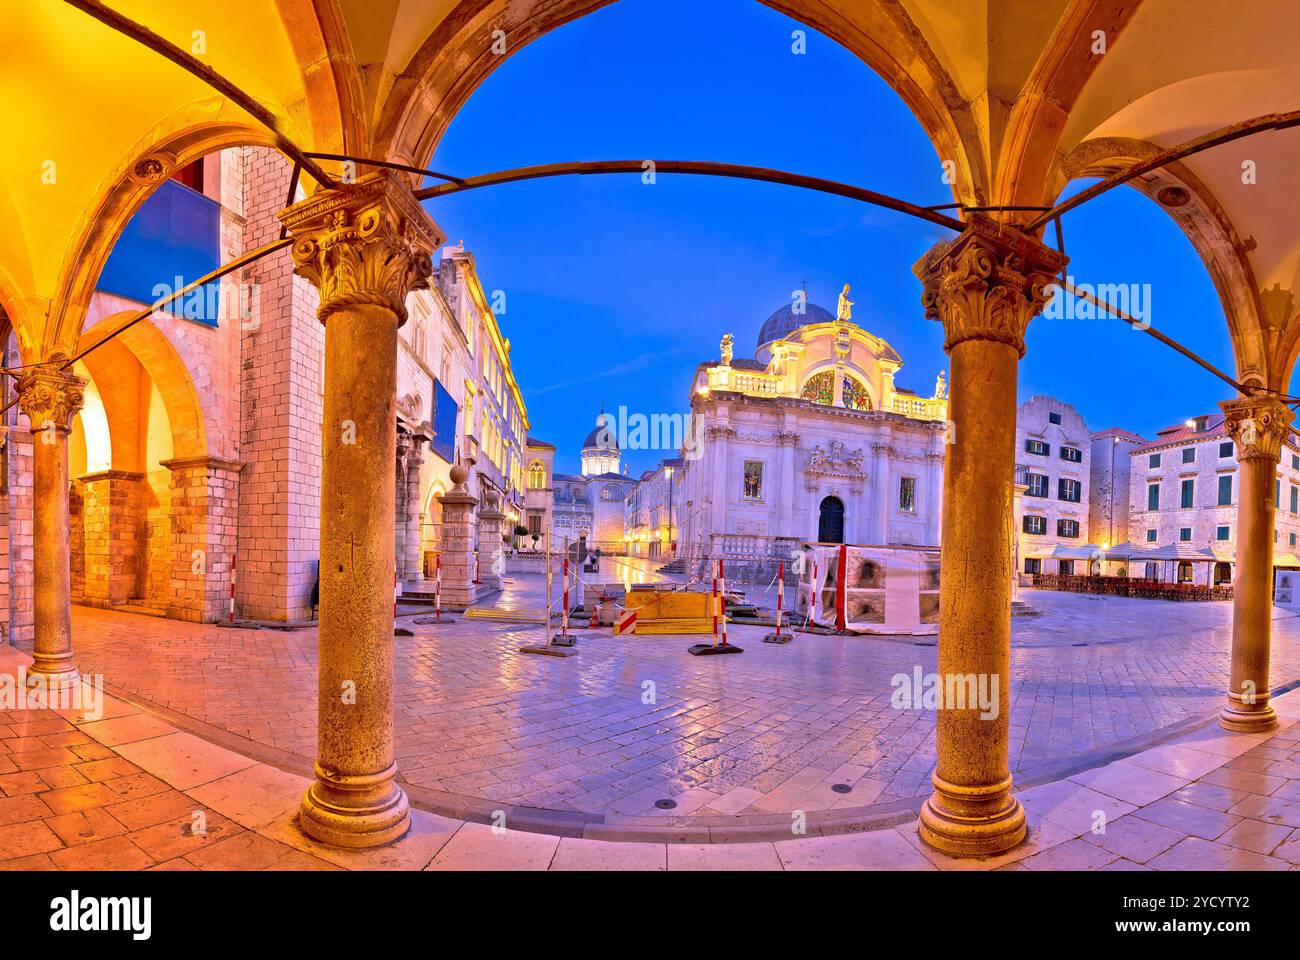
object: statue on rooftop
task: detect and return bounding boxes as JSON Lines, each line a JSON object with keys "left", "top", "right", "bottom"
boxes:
{"left": 720, "top": 333, "right": 734, "bottom": 366}
{"left": 935, "top": 370, "right": 947, "bottom": 400}
{"left": 837, "top": 283, "right": 853, "bottom": 321}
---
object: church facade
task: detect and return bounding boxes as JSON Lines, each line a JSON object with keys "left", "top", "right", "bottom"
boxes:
{"left": 674, "top": 291, "right": 949, "bottom": 567}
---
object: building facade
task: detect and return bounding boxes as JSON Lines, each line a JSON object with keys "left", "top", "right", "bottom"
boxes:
{"left": 624, "top": 458, "right": 683, "bottom": 561}
{"left": 1088, "top": 426, "right": 1148, "bottom": 551}
{"left": 674, "top": 297, "right": 949, "bottom": 568}
{"left": 551, "top": 413, "right": 636, "bottom": 549}
{"left": 1127, "top": 413, "right": 1300, "bottom": 582}
{"left": 1015, "top": 397, "right": 1093, "bottom": 575}
{"left": 523, "top": 437, "right": 555, "bottom": 548}
{"left": 0, "top": 147, "right": 529, "bottom": 636}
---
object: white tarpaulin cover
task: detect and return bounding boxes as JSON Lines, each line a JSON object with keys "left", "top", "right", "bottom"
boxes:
{"left": 796, "top": 543, "right": 941, "bottom": 635}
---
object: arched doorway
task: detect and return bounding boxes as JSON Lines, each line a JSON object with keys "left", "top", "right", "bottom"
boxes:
{"left": 1214, "top": 562, "right": 1232, "bottom": 585}
{"left": 818, "top": 496, "right": 845, "bottom": 543}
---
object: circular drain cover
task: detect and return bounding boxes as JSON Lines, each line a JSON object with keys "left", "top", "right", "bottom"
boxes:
{"left": 831, "top": 783, "right": 853, "bottom": 794}
{"left": 654, "top": 799, "right": 678, "bottom": 810}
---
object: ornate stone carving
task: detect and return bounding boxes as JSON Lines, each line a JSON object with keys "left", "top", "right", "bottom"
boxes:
{"left": 806, "top": 440, "right": 865, "bottom": 478}
{"left": 17, "top": 363, "right": 85, "bottom": 433}
{"left": 1220, "top": 395, "right": 1294, "bottom": 462}
{"left": 128, "top": 153, "right": 174, "bottom": 186}
{"left": 914, "top": 216, "right": 1066, "bottom": 358}
{"left": 720, "top": 333, "right": 733, "bottom": 366}
{"left": 277, "top": 170, "right": 442, "bottom": 326}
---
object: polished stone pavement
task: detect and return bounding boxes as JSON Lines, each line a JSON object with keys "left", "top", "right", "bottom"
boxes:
{"left": 51, "top": 582, "right": 1300, "bottom": 829}
{"left": 1, "top": 634, "right": 1298, "bottom": 871}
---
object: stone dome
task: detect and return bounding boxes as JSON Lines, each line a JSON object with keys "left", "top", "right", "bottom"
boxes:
{"left": 582, "top": 413, "right": 618, "bottom": 452}
{"left": 757, "top": 301, "right": 836, "bottom": 349}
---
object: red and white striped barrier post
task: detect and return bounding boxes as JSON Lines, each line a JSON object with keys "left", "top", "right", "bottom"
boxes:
{"left": 712, "top": 560, "right": 719, "bottom": 645}
{"left": 775, "top": 561, "right": 784, "bottom": 639}
{"left": 229, "top": 554, "right": 237, "bottom": 623}
{"left": 561, "top": 554, "right": 570, "bottom": 639}
{"left": 836, "top": 544, "right": 848, "bottom": 631}
{"left": 719, "top": 557, "right": 728, "bottom": 647}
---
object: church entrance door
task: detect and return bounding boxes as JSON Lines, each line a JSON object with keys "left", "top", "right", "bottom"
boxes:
{"left": 818, "top": 496, "right": 845, "bottom": 543}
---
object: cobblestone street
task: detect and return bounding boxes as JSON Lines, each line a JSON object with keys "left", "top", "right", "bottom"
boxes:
{"left": 54, "top": 583, "right": 1300, "bottom": 827}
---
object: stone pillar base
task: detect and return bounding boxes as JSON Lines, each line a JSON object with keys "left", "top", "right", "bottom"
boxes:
{"left": 299, "top": 763, "right": 410, "bottom": 848}
{"left": 1219, "top": 696, "right": 1277, "bottom": 733}
{"left": 918, "top": 773, "right": 1026, "bottom": 857}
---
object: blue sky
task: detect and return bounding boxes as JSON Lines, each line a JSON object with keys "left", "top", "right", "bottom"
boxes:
{"left": 425, "top": 0, "right": 1237, "bottom": 476}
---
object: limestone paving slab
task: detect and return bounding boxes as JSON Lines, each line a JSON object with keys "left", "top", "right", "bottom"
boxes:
{"left": 60, "top": 588, "right": 1300, "bottom": 825}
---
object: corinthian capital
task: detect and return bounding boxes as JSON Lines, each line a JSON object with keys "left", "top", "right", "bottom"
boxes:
{"left": 277, "top": 170, "right": 443, "bottom": 326}
{"left": 1220, "top": 395, "right": 1294, "bottom": 462}
{"left": 914, "top": 216, "right": 1066, "bottom": 358}
{"left": 17, "top": 363, "right": 85, "bottom": 434}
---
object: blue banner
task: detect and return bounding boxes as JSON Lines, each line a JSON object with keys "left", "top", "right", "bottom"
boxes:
{"left": 431, "top": 379, "right": 458, "bottom": 465}
{"left": 96, "top": 180, "right": 222, "bottom": 327}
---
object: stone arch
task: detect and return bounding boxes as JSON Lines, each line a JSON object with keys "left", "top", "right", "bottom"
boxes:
{"left": 375, "top": 0, "right": 987, "bottom": 205}
{"left": 45, "top": 116, "right": 282, "bottom": 359}
{"left": 76, "top": 314, "right": 209, "bottom": 462}
{"left": 1053, "top": 137, "right": 1268, "bottom": 388}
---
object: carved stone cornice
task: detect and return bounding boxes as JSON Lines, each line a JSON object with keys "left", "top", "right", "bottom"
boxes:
{"left": 16, "top": 363, "right": 85, "bottom": 434}
{"left": 1220, "top": 395, "right": 1294, "bottom": 462}
{"left": 277, "top": 170, "right": 442, "bottom": 327}
{"left": 914, "top": 216, "right": 1066, "bottom": 358}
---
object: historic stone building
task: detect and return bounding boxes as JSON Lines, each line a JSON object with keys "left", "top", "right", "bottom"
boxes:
{"left": 1015, "top": 396, "right": 1093, "bottom": 575}
{"left": 0, "top": 148, "right": 526, "bottom": 635}
{"left": 623, "top": 458, "right": 684, "bottom": 561}
{"left": 1089, "top": 426, "right": 1148, "bottom": 551}
{"left": 1127, "top": 413, "right": 1300, "bottom": 582}
{"left": 674, "top": 294, "right": 949, "bottom": 565}
{"left": 522, "top": 437, "right": 555, "bottom": 547}
{"left": 550, "top": 413, "right": 635, "bottom": 549}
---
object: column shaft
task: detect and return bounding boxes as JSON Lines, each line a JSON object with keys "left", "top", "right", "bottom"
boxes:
{"left": 32, "top": 429, "right": 74, "bottom": 678}
{"left": 18, "top": 365, "right": 85, "bottom": 682}
{"left": 278, "top": 168, "right": 441, "bottom": 848}
{"left": 913, "top": 215, "right": 1064, "bottom": 857}
{"left": 1219, "top": 396, "right": 1291, "bottom": 732}
{"left": 306, "top": 303, "right": 407, "bottom": 846}
{"left": 921, "top": 337, "right": 1022, "bottom": 853}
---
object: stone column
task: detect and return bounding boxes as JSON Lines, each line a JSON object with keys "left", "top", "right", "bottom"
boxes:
{"left": 477, "top": 490, "right": 505, "bottom": 593}
{"left": 394, "top": 432, "right": 411, "bottom": 579}
{"left": 872, "top": 442, "right": 892, "bottom": 543}
{"left": 278, "top": 170, "right": 441, "bottom": 848}
{"left": 1218, "top": 397, "right": 1292, "bottom": 732}
{"left": 436, "top": 464, "right": 480, "bottom": 608}
{"left": 913, "top": 216, "right": 1064, "bottom": 857}
{"left": 403, "top": 441, "right": 425, "bottom": 581}
{"left": 16, "top": 362, "right": 86, "bottom": 682}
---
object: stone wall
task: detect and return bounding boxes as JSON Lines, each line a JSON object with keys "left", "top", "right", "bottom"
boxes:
{"left": 235, "top": 147, "right": 324, "bottom": 621}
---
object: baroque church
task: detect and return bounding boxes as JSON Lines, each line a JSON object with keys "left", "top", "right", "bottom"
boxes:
{"left": 675, "top": 287, "right": 949, "bottom": 562}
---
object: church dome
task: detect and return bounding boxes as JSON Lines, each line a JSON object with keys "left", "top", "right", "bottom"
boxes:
{"left": 582, "top": 414, "right": 618, "bottom": 452}
{"left": 757, "top": 301, "right": 836, "bottom": 349}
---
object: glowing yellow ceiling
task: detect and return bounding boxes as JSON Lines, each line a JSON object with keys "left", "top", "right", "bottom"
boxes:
{"left": 0, "top": 0, "right": 1295, "bottom": 383}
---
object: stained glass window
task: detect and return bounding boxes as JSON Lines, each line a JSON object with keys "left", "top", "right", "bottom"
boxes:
{"left": 841, "top": 375, "right": 871, "bottom": 410}
{"left": 742, "top": 461, "right": 763, "bottom": 499}
{"left": 801, "top": 371, "right": 834, "bottom": 405}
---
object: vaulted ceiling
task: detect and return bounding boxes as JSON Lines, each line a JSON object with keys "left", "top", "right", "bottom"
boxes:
{"left": 2, "top": 0, "right": 1295, "bottom": 385}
